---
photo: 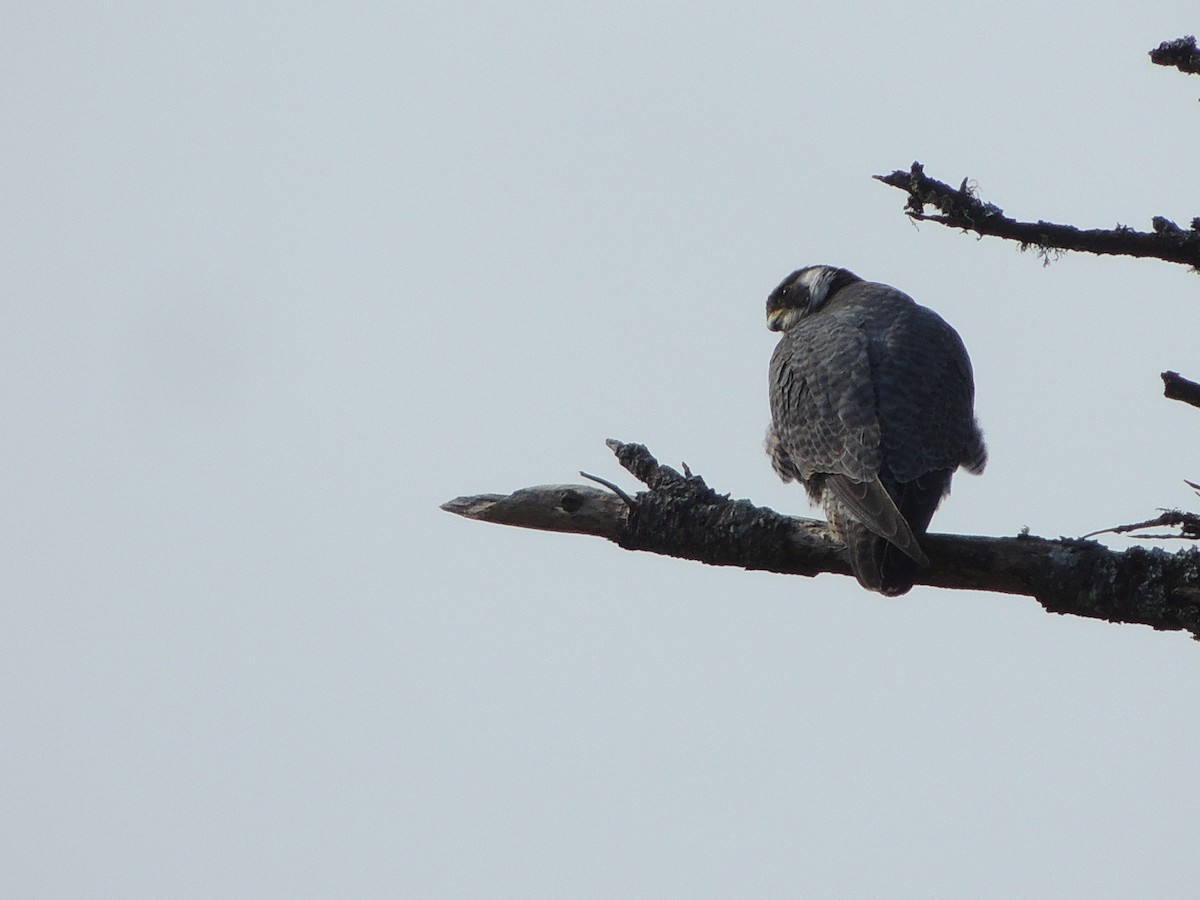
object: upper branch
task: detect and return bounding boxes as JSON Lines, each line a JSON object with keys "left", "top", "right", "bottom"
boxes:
{"left": 442, "top": 439, "right": 1200, "bottom": 639}
{"left": 1150, "top": 36, "right": 1200, "bottom": 75}
{"left": 874, "top": 162, "right": 1200, "bottom": 271}
{"left": 1162, "top": 370, "right": 1200, "bottom": 409}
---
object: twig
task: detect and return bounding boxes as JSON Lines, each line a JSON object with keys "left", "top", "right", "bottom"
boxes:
{"left": 1082, "top": 509, "right": 1200, "bottom": 540}
{"left": 579, "top": 470, "right": 636, "bottom": 508}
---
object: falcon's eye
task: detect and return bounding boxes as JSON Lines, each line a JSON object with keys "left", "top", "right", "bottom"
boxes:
{"left": 780, "top": 284, "right": 804, "bottom": 308}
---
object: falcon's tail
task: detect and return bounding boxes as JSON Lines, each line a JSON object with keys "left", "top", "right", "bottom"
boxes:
{"left": 827, "top": 472, "right": 953, "bottom": 596}
{"left": 843, "top": 525, "right": 921, "bottom": 597}
{"left": 824, "top": 476, "right": 927, "bottom": 567}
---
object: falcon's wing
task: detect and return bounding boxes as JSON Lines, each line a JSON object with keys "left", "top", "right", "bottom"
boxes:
{"left": 768, "top": 315, "right": 880, "bottom": 484}
{"left": 825, "top": 474, "right": 927, "bottom": 566}
{"left": 768, "top": 312, "right": 925, "bottom": 561}
{"left": 867, "top": 299, "right": 986, "bottom": 482}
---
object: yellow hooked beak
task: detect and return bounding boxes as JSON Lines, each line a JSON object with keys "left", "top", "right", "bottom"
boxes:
{"left": 767, "top": 308, "right": 792, "bottom": 332}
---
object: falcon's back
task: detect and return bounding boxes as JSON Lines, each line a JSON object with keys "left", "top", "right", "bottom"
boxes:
{"left": 766, "top": 266, "right": 985, "bottom": 595}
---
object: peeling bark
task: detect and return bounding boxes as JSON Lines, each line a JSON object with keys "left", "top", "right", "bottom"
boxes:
{"left": 443, "top": 441, "right": 1200, "bottom": 639}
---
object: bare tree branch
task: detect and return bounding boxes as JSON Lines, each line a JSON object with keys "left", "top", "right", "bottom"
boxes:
{"left": 1150, "top": 35, "right": 1200, "bottom": 75}
{"left": 443, "top": 440, "right": 1200, "bottom": 639}
{"left": 1163, "top": 370, "right": 1200, "bottom": 408}
{"left": 874, "top": 162, "right": 1200, "bottom": 271}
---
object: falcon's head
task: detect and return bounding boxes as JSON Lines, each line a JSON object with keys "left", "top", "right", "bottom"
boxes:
{"left": 766, "top": 265, "right": 861, "bottom": 332}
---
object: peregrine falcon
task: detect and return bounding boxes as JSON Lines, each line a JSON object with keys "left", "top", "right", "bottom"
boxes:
{"left": 765, "top": 265, "right": 986, "bottom": 596}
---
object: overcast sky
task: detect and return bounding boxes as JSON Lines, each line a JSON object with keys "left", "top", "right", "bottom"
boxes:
{"left": 4, "top": 2, "right": 1200, "bottom": 897}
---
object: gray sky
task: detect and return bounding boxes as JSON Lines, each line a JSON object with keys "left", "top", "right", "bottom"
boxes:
{"left": 4, "top": 2, "right": 1200, "bottom": 897}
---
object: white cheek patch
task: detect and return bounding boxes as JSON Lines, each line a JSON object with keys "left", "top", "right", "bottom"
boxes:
{"left": 795, "top": 266, "right": 835, "bottom": 310}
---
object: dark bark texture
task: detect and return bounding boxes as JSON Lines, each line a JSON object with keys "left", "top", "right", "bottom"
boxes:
{"left": 1150, "top": 35, "right": 1200, "bottom": 75}
{"left": 1163, "top": 370, "right": 1200, "bottom": 409}
{"left": 874, "top": 162, "right": 1200, "bottom": 271}
{"left": 443, "top": 441, "right": 1200, "bottom": 640}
